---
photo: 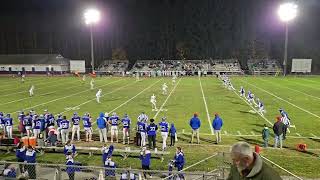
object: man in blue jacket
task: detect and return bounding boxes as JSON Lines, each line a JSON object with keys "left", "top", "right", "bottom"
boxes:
{"left": 97, "top": 112, "right": 108, "bottom": 143}
{"left": 189, "top": 113, "right": 201, "bottom": 144}
{"left": 140, "top": 147, "right": 152, "bottom": 179}
{"left": 174, "top": 146, "right": 185, "bottom": 179}
{"left": 212, "top": 113, "right": 223, "bottom": 144}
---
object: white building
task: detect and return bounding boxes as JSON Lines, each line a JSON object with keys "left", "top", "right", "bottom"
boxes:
{"left": 0, "top": 54, "right": 69, "bottom": 74}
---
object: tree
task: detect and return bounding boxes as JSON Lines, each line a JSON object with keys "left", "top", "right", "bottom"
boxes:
{"left": 112, "top": 48, "right": 127, "bottom": 60}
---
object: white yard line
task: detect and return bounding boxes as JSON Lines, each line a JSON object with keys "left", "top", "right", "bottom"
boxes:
{"left": 109, "top": 79, "right": 162, "bottom": 113}
{"left": 0, "top": 77, "right": 51, "bottom": 87}
{"left": 310, "top": 133, "right": 317, "bottom": 138}
{"left": 8, "top": 79, "right": 124, "bottom": 114}
{"left": 58, "top": 80, "right": 138, "bottom": 114}
{"left": 283, "top": 79, "right": 320, "bottom": 91}
{"left": 153, "top": 78, "right": 182, "bottom": 119}
{"left": 241, "top": 79, "right": 320, "bottom": 119}
{"left": 258, "top": 78, "right": 320, "bottom": 100}
{"left": 296, "top": 133, "right": 301, "bottom": 137}
{"left": 199, "top": 77, "right": 214, "bottom": 135}
{"left": 0, "top": 78, "right": 108, "bottom": 105}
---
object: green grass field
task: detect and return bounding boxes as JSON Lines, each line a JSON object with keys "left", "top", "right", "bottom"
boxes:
{"left": 0, "top": 75, "right": 320, "bottom": 178}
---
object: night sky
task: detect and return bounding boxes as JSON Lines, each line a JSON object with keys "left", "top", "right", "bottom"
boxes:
{"left": 0, "top": 0, "right": 319, "bottom": 70}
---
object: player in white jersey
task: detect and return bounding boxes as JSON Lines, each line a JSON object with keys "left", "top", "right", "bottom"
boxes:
{"left": 90, "top": 78, "right": 94, "bottom": 90}
{"left": 29, "top": 85, "right": 34, "bottom": 97}
{"left": 136, "top": 72, "right": 140, "bottom": 81}
{"left": 82, "top": 74, "right": 86, "bottom": 82}
{"left": 247, "top": 91, "right": 254, "bottom": 105}
{"left": 21, "top": 74, "right": 25, "bottom": 83}
{"left": 150, "top": 94, "right": 158, "bottom": 111}
{"left": 239, "top": 86, "right": 245, "bottom": 97}
{"left": 172, "top": 75, "right": 177, "bottom": 85}
{"left": 162, "top": 83, "right": 168, "bottom": 95}
{"left": 96, "top": 89, "right": 102, "bottom": 103}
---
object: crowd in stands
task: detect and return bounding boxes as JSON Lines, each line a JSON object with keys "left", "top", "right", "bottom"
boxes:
{"left": 98, "top": 60, "right": 129, "bottom": 72}
{"left": 248, "top": 59, "right": 281, "bottom": 72}
{"left": 131, "top": 59, "right": 242, "bottom": 74}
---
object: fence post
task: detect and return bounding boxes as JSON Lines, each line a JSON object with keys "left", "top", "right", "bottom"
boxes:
{"left": 222, "top": 152, "right": 225, "bottom": 179}
{"left": 56, "top": 165, "right": 61, "bottom": 180}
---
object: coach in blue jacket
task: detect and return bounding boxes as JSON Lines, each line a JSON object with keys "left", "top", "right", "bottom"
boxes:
{"left": 97, "top": 112, "right": 108, "bottom": 143}
{"left": 189, "top": 113, "right": 201, "bottom": 144}
{"left": 212, "top": 113, "right": 223, "bottom": 144}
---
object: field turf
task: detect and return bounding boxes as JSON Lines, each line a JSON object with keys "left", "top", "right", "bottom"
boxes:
{"left": 0, "top": 75, "right": 320, "bottom": 178}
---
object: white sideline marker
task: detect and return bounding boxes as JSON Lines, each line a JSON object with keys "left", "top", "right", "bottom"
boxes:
{"left": 296, "top": 133, "right": 301, "bottom": 137}
{"left": 199, "top": 77, "right": 214, "bottom": 135}
{"left": 237, "top": 131, "right": 241, "bottom": 135}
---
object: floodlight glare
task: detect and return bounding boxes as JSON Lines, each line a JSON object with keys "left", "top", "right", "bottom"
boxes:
{"left": 84, "top": 9, "right": 100, "bottom": 25}
{"left": 278, "top": 2, "right": 298, "bottom": 22}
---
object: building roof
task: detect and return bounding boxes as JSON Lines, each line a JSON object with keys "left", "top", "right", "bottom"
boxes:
{"left": 0, "top": 54, "right": 69, "bottom": 65}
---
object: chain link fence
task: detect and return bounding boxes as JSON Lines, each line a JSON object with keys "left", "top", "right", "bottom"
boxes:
{"left": 0, "top": 152, "right": 305, "bottom": 180}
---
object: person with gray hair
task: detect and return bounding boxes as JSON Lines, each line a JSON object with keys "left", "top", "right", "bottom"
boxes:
{"left": 227, "top": 142, "right": 282, "bottom": 180}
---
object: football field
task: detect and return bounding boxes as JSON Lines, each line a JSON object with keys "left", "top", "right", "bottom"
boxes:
{"left": 1, "top": 75, "right": 320, "bottom": 139}
{"left": 1, "top": 75, "right": 320, "bottom": 177}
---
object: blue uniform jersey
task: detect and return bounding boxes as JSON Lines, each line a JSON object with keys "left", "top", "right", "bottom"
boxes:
{"left": 147, "top": 123, "right": 158, "bottom": 136}
{"left": 0, "top": 116, "right": 4, "bottom": 125}
{"left": 159, "top": 121, "right": 169, "bottom": 132}
{"left": 109, "top": 116, "right": 119, "bottom": 126}
{"left": 4, "top": 117, "right": 13, "bottom": 126}
{"left": 23, "top": 116, "right": 32, "bottom": 126}
{"left": 71, "top": 116, "right": 81, "bottom": 125}
{"left": 82, "top": 116, "right": 91, "bottom": 128}
{"left": 121, "top": 118, "right": 131, "bottom": 128}
{"left": 33, "top": 119, "right": 42, "bottom": 129}
{"left": 47, "top": 115, "right": 55, "bottom": 127}
{"left": 60, "top": 119, "right": 70, "bottom": 129}
{"left": 56, "top": 118, "right": 63, "bottom": 128}
{"left": 137, "top": 121, "right": 146, "bottom": 133}
{"left": 240, "top": 87, "right": 244, "bottom": 94}
{"left": 18, "top": 114, "right": 25, "bottom": 123}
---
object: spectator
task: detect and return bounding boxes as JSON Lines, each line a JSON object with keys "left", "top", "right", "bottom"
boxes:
{"left": 46, "top": 127, "right": 58, "bottom": 146}
{"left": 169, "top": 123, "right": 177, "bottom": 146}
{"left": 212, "top": 113, "right": 223, "bottom": 144}
{"left": 2, "top": 164, "right": 17, "bottom": 179}
{"left": 24, "top": 145, "right": 36, "bottom": 179}
{"left": 227, "top": 142, "right": 282, "bottom": 180}
{"left": 147, "top": 118, "right": 158, "bottom": 150}
{"left": 97, "top": 112, "right": 108, "bottom": 143}
{"left": 104, "top": 157, "right": 116, "bottom": 179}
{"left": 64, "top": 140, "right": 77, "bottom": 158}
{"left": 66, "top": 152, "right": 76, "bottom": 180}
{"left": 16, "top": 142, "right": 26, "bottom": 173}
{"left": 173, "top": 147, "right": 185, "bottom": 179}
{"left": 262, "top": 124, "right": 270, "bottom": 147}
{"left": 139, "top": 147, "right": 152, "bottom": 179}
{"left": 102, "top": 144, "right": 114, "bottom": 164}
{"left": 189, "top": 113, "right": 201, "bottom": 144}
{"left": 273, "top": 116, "right": 285, "bottom": 149}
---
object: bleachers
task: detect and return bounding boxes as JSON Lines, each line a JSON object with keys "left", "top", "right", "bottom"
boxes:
{"left": 247, "top": 59, "right": 282, "bottom": 75}
{"left": 97, "top": 60, "right": 129, "bottom": 72}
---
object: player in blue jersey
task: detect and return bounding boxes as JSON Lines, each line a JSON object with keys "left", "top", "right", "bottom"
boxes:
{"left": 4, "top": 114, "right": 13, "bottom": 138}
{"left": 60, "top": 116, "right": 70, "bottom": 144}
{"left": 32, "top": 115, "right": 42, "bottom": 138}
{"left": 239, "top": 86, "right": 245, "bottom": 97}
{"left": 71, "top": 112, "right": 81, "bottom": 141}
{"left": 0, "top": 112, "right": 5, "bottom": 136}
{"left": 23, "top": 113, "right": 33, "bottom": 137}
{"left": 159, "top": 117, "right": 169, "bottom": 151}
{"left": 82, "top": 113, "right": 93, "bottom": 142}
{"left": 247, "top": 91, "right": 255, "bottom": 105}
{"left": 121, "top": 114, "right": 131, "bottom": 144}
{"left": 257, "top": 99, "right": 266, "bottom": 115}
{"left": 109, "top": 112, "right": 120, "bottom": 143}
{"left": 46, "top": 113, "right": 55, "bottom": 129}
{"left": 147, "top": 119, "right": 158, "bottom": 150}
{"left": 137, "top": 119, "right": 147, "bottom": 147}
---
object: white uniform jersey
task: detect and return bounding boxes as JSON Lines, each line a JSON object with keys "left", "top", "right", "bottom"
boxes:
{"left": 96, "top": 90, "right": 102, "bottom": 97}
{"left": 90, "top": 79, "right": 94, "bottom": 89}
{"left": 137, "top": 113, "right": 148, "bottom": 122}
{"left": 150, "top": 95, "right": 156, "bottom": 103}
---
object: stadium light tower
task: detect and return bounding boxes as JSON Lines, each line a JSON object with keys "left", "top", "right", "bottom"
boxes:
{"left": 278, "top": 2, "right": 298, "bottom": 76}
{"left": 84, "top": 8, "right": 100, "bottom": 72}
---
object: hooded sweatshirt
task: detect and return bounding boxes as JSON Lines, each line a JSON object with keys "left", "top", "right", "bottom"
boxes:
{"left": 97, "top": 112, "right": 107, "bottom": 129}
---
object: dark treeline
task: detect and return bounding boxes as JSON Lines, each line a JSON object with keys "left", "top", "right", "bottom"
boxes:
{"left": 0, "top": 0, "right": 319, "bottom": 71}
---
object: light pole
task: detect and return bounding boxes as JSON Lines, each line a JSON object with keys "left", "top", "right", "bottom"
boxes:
{"left": 278, "top": 2, "right": 298, "bottom": 76}
{"left": 84, "top": 8, "right": 100, "bottom": 72}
